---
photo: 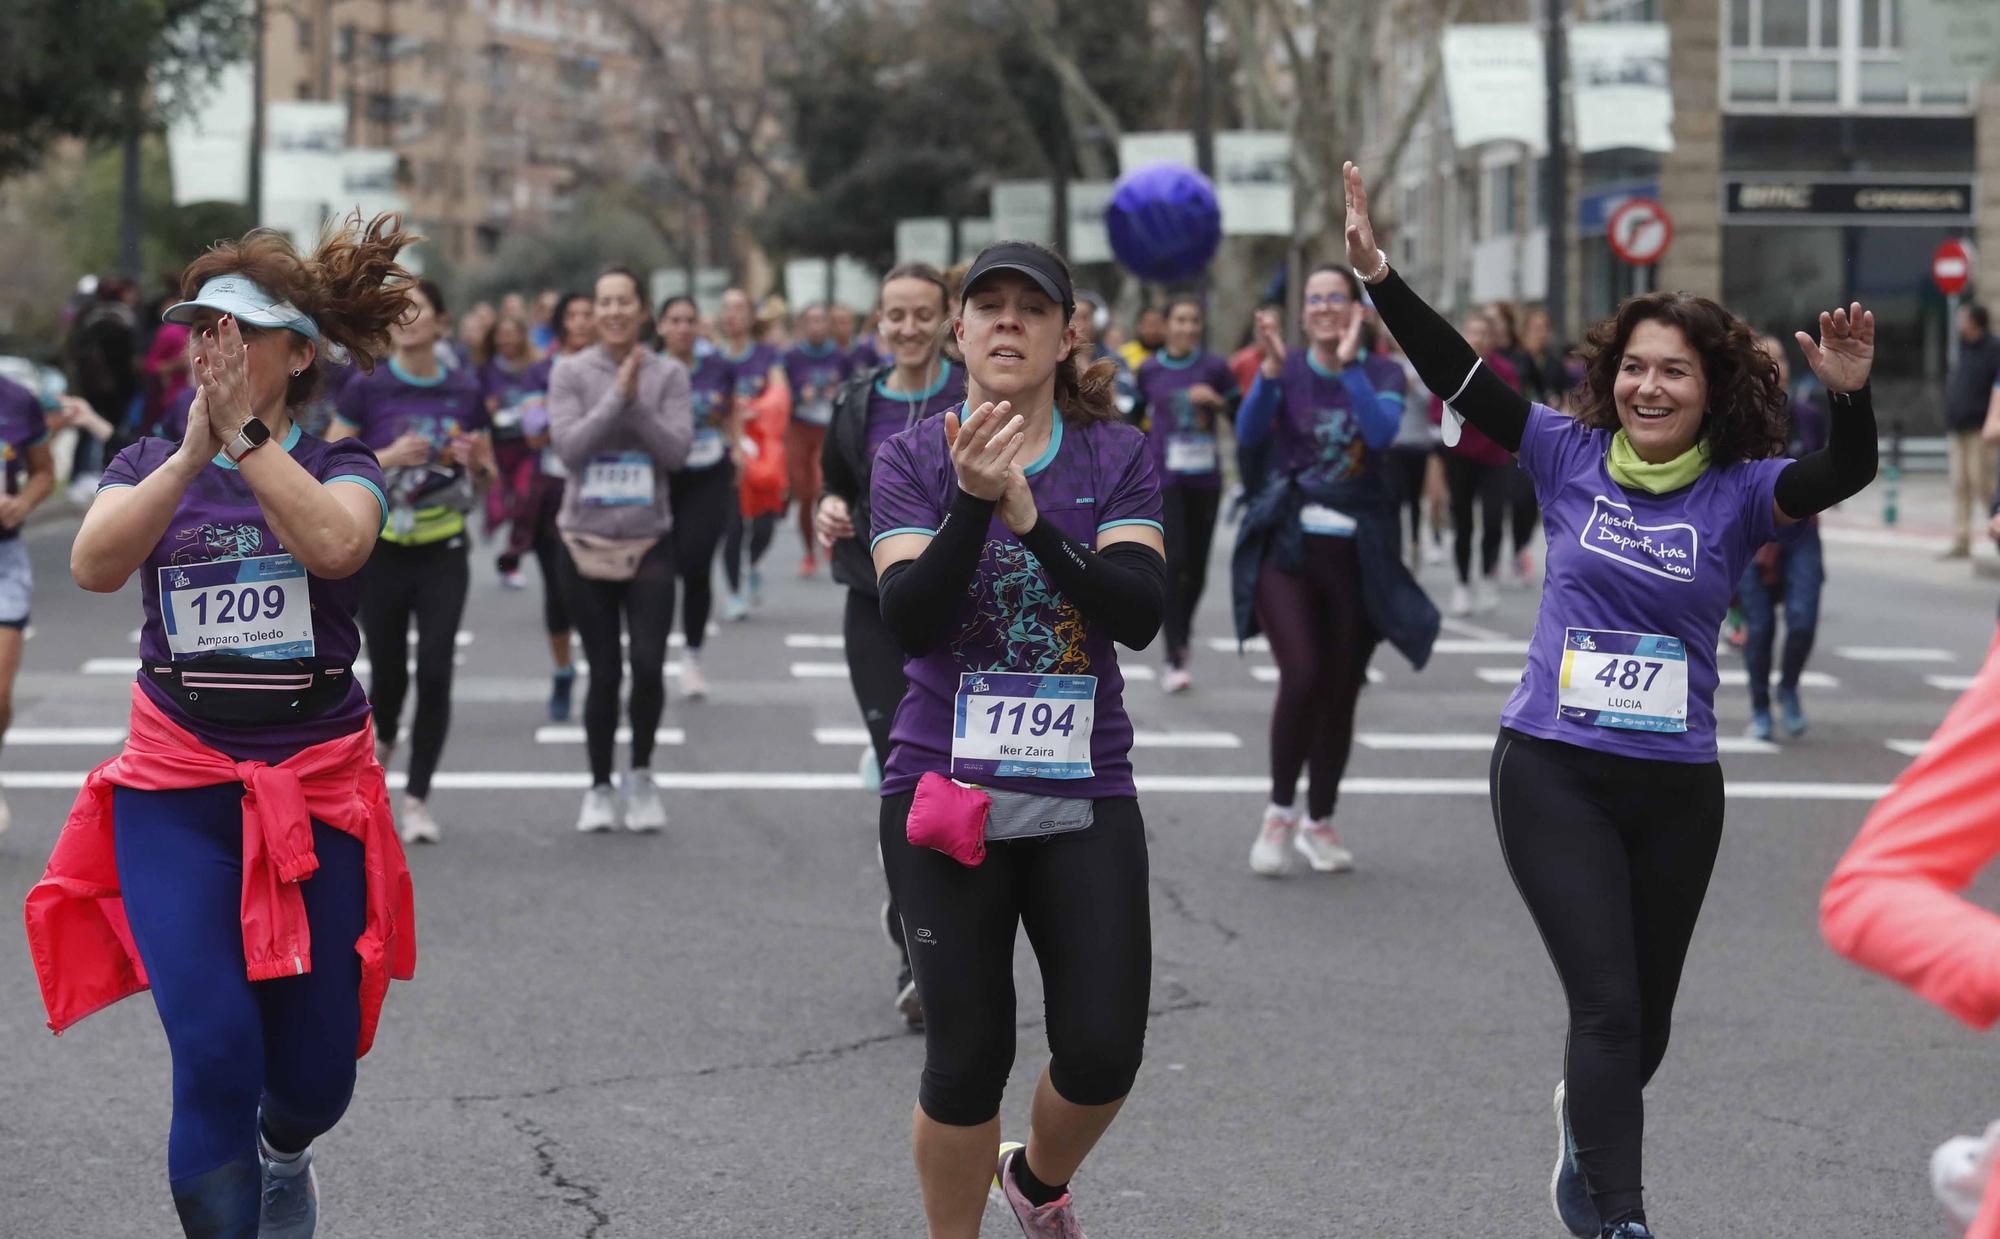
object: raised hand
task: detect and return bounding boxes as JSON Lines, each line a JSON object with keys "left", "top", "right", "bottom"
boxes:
{"left": 199, "top": 316, "right": 256, "bottom": 438}
{"left": 1256, "top": 308, "right": 1287, "bottom": 377}
{"left": 997, "top": 455, "right": 1038, "bottom": 535}
{"left": 1335, "top": 303, "right": 1366, "bottom": 366}
{"left": 616, "top": 349, "right": 642, "bottom": 401}
{"left": 1342, "top": 162, "right": 1385, "bottom": 281}
{"left": 1795, "top": 303, "right": 1874, "bottom": 394}
{"left": 944, "top": 401, "right": 1025, "bottom": 502}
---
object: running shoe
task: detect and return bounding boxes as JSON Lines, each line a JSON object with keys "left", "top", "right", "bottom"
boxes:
{"left": 894, "top": 963, "right": 923, "bottom": 1031}
{"left": 1552, "top": 1081, "right": 1599, "bottom": 1237}
{"left": 374, "top": 736, "right": 395, "bottom": 769}
{"left": 859, "top": 746, "right": 882, "bottom": 794}
{"left": 398, "top": 796, "right": 440, "bottom": 845}
{"left": 1746, "top": 711, "right": 1773, "bottom": 743}
{"left": 1250, "top": 804, "right": 1297, "bottom": 877}
{"left": 1776, "top": 686, "right": 1808, "bottom": 738}
{"left": 748, "top": 567, "right": 765, "bottom": 608}
{"left": 0, "top": 790, "right": 11, "bottom": 835}
{"left": 722, "top": 592, "right": 751, "bottom": 622}
{"left": 1424, "top": 538, "right": 1446, "bottom": 567}
{"left": 681, "top": 657, "right": 708, "bottom": 701}
{"left": 576, "top": 783, "right": 620, "bottom": 833}
{"left": 499, "top": 568, "right": 527, "bottom": 590}
{"left": 621, "top": 768, "right": 667, "bottom": 833}
{"left": 1515, "top": 547, "right": 1537, "bottom": 584}
{"left": 1161, "top": 666, "right": 1192, "bottom": 694}
{"left": 548, "top": 667, "right": 576, "bottom": 722}
{"left": 1600, "top": 1224, "right": 1654, "bottom": 1238}
{"left": 799, "top": 554, "right": 818, "bottom": 577}
{"left": 1448, "top": 584, "right": 1472, "bottom": 617}
{"left": 1293, "top": 816, "right": 1355, "bottom": 873}
{"left": 257, "top": 1132, "right": 318, "bottom": 1239}
{"left": 1931, "top": 1120, "right": 2000, "bottom": 1227}
{"left": 991, "top": 1142, "right": 1086, "bottom": 1238}
{"left": 1474, "top": 575, "right": 1501, "bottom": 614}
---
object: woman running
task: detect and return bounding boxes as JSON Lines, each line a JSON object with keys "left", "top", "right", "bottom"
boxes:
{"left": 1134, "top": 296, "right": 1239, "bottom": 693}
{"left": 478, "top": 312, "right": 542, "bottom": 589}
{"left": 817, "top": 262, "right": 964, "bottom": 1030}
{"left": 1233, "top": 268, "right": 1437, "bottom": 878}
{"left": 516, "top": 292, "right": 593, "bottom": 721}
{"left": 871, "top": 242, "right": 1165, "bottom": 1238}
{"left": 547, "top": 267, "right": 694, "bottom": 834}
{"left": 717, "top": 287, "right": 790, "bottom": 619}
{"left": 330, "top": 279, "right": 493, "bottom": 846}
{"left": 29, "top": 215, "right": 417, "bottom": 1238}
{"left": 784, "top": 302, "right": 853, "bottom": 577}
{"left": 0, "top": 374, "right": 53, "bottom": 835}
{"left": 1436, "top": 307, "right": 1521, "bottom": 616}
{"left": 1346, "top": 161, "right": 1879, "bottom": 1239}
{"left": 657, "top": 295, "right": 739, "bottom": 699}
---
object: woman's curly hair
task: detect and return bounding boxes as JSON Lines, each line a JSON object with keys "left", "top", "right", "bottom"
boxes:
{"left": 179, "top": 211, "right": 422, "bottom": 408}
{"left": 1573, "top": 291, "right": 1789, "bottom": 465}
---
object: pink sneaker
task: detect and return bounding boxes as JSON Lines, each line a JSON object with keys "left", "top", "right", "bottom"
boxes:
{"left": 1294, "top": 817, "right": 1355, "bottom": 873}
{"left": 991, "top": 1142, "right": 1087, "bottom": 1238}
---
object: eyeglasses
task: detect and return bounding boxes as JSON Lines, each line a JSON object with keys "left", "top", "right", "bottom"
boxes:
{"left": 1304, "top": 294, "right": 1352, "bottom": 309}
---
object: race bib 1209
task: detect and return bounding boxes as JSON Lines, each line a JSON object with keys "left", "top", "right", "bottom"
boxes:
{"left": 1556, "top": 627, "right": 1689, "bottom": 733}
{"left": 160, "top": 554, "right": 315, "bottom": 660}
{"left": 951, "top": 671, "right": 1096, "bottom": 781}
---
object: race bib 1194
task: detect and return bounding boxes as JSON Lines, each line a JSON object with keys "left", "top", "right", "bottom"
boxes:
{"left": 951, "top": 671, "right": 1096, "bottom": 781}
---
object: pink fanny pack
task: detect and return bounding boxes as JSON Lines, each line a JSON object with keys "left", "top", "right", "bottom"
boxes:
{"left": 906, "top": 772, "right": 993, "bottom": 867}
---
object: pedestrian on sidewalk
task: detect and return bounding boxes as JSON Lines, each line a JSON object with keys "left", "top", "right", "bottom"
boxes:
{"left": 1947, "top": 304, "right": 2000, "bottom": 557}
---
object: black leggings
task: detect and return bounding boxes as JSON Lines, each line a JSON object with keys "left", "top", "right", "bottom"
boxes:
{"left": 845, "top": 589, "right": 911, "bottom": 968}
{"left": 880, "top": 791, "right": 1151, "bottom": 1126}
{"left": 1386, "top": 445, "right": 1431, "bottom": 552}
{"left": 528, "top": 484, "right": 570, "bottom": 638}
{"left": 671, "top": 464, "right": 734, "bottom": 652}
{"left": 1508, "top": 464, "right": 1539, "bottom": 555}
{"left": 1490, "top": 728, "right": 1725, "bottom": 1229}
{"left": 1159, "top": 485, "right": 1221, "bottom": 665}
{"left": 559, "top": 536, "right": 676, "bottom": 785}
{"left": 722, "top": 507, "right": 778, "bottom": 593}
{"left": 1444, "top": 453, "right": 1510, "bottom": 585}
{"left": 1252, "top": 535, "right": 1375, "bottom": 820}
{"left": 358, "top": 535, "right": 471, "bottom": 800}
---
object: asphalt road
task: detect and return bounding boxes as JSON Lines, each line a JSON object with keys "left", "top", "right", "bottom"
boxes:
{"left": 2, "top": 503, "right": 1996, "bottom": 1238}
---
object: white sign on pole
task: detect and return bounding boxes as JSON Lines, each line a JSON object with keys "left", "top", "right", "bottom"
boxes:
{"left": 1216, "top": 131, "right": 1293, "bottom": 236}
{"left": 1569, "top": 24, "right": 1674, "bottom": 154}
{"left": 895, "top": 218, "right": 951, "bottom": 268}
{"left": 338, "top": 149, "right": 405, "bottom": 220}
{"left": 1903, "top": 0, "right": 2000, "bottom": 84}
{"left": 1440, "top": 25, "right": 1546, "bottom": 152}
{"left": 991, "top": 181, "right": 1055, "bottom": 246}
{"left": 784, "top": 258, "right": 831, "bottom": 310}
{"left": 833, "top": 255, "right": 878, "bottom": 310}
{"left": 650, "top": 269, "right": 690, "bottom": 312}
{"left": 263, "top": 102, "right": 350, "bottom": 244}
{"left": 167, "top": 61, "right": 254, "bottom": 207}
{"left": 1117, "top": 131, "right": 1198, "bottom": 174}
{"left": 1067, "top": 182, "right": 1115, "bottom": 265}
{"left": 956, "top": 218, "right": 996, "bottom": 262}
{"left": 694, "top": 268, "right": 731, "bottom": 319}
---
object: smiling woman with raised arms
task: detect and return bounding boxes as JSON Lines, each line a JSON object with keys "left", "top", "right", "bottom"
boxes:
{"left": 1343, "top": 163, "right": 1879, "bottom": 1239}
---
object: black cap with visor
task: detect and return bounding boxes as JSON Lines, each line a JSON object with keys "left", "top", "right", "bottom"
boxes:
{"left": 960, "top": 244, "right": 1074, "bottom": 320}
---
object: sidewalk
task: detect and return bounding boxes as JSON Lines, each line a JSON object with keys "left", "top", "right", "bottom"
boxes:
{"left": 1817, "top": 470, "right": 2000, "bottom": 571}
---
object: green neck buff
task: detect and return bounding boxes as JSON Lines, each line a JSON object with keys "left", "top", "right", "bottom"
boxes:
{"left": 1606, "top": 430, "right": 1712, "bottom": 495}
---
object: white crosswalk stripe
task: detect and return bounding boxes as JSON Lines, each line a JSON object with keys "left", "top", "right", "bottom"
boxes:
{"left": 534, "top": 726, "right": 686, "bottom": 745}
{"left": 1884, "top": 739, "right": 1930, "bottom": 757}
{"left": 1836, "top": 646, "right": 1954, "bottom": 663}
{"left": 1356, "top": 731, "right": 1781, "bottom": 755}
{"left": 1926, "top": 675, "right": 1977, "bottom": 691}
{"left": 1475, "top": 667, "right": 1840, "bottom": 689}
{"left": 1252, "top": 666, "right": 1384, "bottom": 683}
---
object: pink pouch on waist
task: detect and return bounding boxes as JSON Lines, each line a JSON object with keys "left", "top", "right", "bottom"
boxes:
{"left": 907, "top": 772, "right": 992, "bottom": 867}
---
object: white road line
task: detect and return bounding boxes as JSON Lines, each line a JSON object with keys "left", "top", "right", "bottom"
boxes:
{"left": 5, "top": 727, "right": 128, "bottom": 745}
{"left": 1474, "top": 667, "right": 1841, "bottom": 689}
{"left": 1356, "top": 732, "right": 1781, "bottom": 755}
{"left": 1836, "top": 646, "right": 1954, "bottom": 663}
{"left": 82, "top": 658, "right": 139, "bottom": 675}
{"left": 1885, "top": 739, "right": 1930, "bottom": 757}
{"left": 533, "top": 726, "right": 686, "bottom": 745}
{"left": 1927, "top": 675, "right": 1977, "bottom": 691}
{"left": 812, "top": 725, "right": 1241, "bottom": 749}
{"left": 786, "top": 634, "right": 846, "bottom": 650}
{"left": 1207, "top": 636, "right": 1270, "bottom": 654}
{"left": 0, "top": 771, "right": 1895, "bottom": 800}
{"left": 790, "top": 661, "right": 849, "bottom": 679}
{"left": 1211, "top": 636, "right": 1524, "bottom": 656}
{"left": 1440, "top": 617, "right": 1511, "bottom": 642}
{"left": 813, "top": 726, "right": 872, "bottom": 746}
{"left": 1253, "top": 666, "right": 1383, "bottom": 683}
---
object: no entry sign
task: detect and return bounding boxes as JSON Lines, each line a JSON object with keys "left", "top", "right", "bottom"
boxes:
{"left": 1934, "top": 239, "right": 1974, "bottom": 297}
{"left": 1607, "top": 198, "right": 1673, "bottom": 266}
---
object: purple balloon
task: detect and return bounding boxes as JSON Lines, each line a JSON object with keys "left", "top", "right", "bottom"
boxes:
{"left": 1106, "top": 164, "right": 1222, "bottom": 284}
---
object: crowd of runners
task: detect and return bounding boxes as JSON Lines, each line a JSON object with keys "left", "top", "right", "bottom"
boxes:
{"left": 9, "top": 152, "right": 2000, "bottom": 1239}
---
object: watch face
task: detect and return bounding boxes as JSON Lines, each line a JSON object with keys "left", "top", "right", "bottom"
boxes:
{"left": 241, "top": 418, "right": 271, "bottom": 445}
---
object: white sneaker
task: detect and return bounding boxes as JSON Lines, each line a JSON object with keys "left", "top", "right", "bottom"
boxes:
{"left": 681, "top": 657, "right": 708, "bottom": 700}
{"left": 1161, "top": 666, "right": 1192, "bottom": 694}
{"left": 0, "top": 790, "right": 11, "bottom": 835}
{"left": 1932, "top": 1119, "right": 2000, "bottom": 1227}
{"left": 1249, "top": 804, "right": 1297, "bottom": 877}
{"left": 722, "top": 593, "right": 750, "bottom": 622}
{"left": 1294, "top": 816, "right": 1355, "bottom": 872}
{"left": 1474, "top": 576, "right": 1501, "bottom": 614}
{"left": 398, "top": 795, "right": 441, "bottom": 845}
{"left": 1448, "top": 584, "right": 1472, "bottom": 616}
{"left": 1424, "top": 539, "right": 1446, "bottom": 566}
{"left": 621, "top": 768, "right": 667, "bottom": 833}
{"left": 576, "top": 783, "right": 620, "bottom": 833}
{"left": 858, "top": 746, "right": 882, "bottom": 794}
{"left": 499, "top": 568, "right": 527, "bottom": 590}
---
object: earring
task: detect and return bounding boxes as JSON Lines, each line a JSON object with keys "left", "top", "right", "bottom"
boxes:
{"left": 291, "top": 369, "right": 303, "bottom": 377}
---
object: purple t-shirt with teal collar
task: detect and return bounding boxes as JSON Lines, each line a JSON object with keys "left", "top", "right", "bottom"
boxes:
{"left": 99, "top": 427, "right": 389, "bottom": 762}
{"left": 864, "top": 361, "right": 966, "bottom": 462}
{"left": 869, "top": 410, "right": 1164, "bottom": 800}
{"left": 677, "top": 352, "right": 738, "bottom": 473}
{"left": 1506, "top": 404, "right": 1790, "bottom": 762}
{"left": 784, "top": 341, "right": 853, "bottom": 428}
{"left": 722, "top": 342, "right": 781, "bottom": 403}
{"left": 1269, "top": 349, "right": 1408, "bottom": 488}
{"left": 1136, "top": 349, "right": 1239, "bottom": 490}
{"left": 0, "top": 377, "right": 48, "bottom": 543}
{"left": 477, "top": 356, "right": 547, "bottom": 441}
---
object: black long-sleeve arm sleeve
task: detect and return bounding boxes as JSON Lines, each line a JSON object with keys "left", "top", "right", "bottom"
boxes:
{"left": 1018, "top": 519, "right": 1166, "bottom": 650}
{"left": 877, "top": 488, "right": 993, "bottom": 654}
{"left": 1773, "top": 386, "right": 1879, "bottom": 519}
{"left": 1366, "top": 268, "right": 1532, "bottom": 452}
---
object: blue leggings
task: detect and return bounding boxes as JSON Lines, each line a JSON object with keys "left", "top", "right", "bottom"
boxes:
{"left": 113, "top": 784, "right": 366, "bottom": 1238}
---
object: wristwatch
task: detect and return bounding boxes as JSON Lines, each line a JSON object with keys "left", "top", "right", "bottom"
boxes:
{"left": 222, "top": 417, "right": 272, "bottom": 463}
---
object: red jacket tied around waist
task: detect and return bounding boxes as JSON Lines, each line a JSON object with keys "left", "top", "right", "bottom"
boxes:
{"left": 23, "top": 683, "right": 416, "bottom": 1055}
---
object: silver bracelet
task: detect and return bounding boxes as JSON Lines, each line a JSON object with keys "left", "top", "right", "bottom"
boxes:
{"left": 1355, "top": 251, "right": 1391, "bottom": 285}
